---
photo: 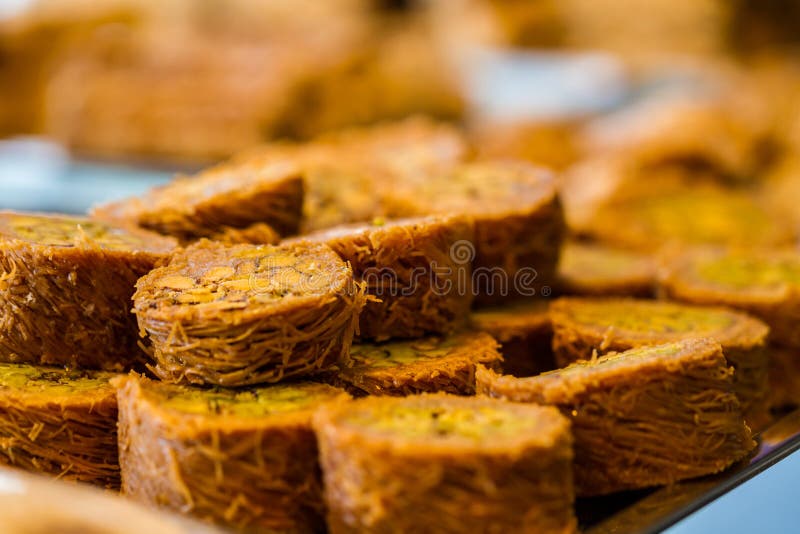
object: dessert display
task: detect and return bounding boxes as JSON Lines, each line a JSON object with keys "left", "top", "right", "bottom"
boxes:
{"left": 313, "top": 393, "right": 576, "bottom": 533}
{"left": 115, "top": 375, "right": 349, "bottom": 532}
{"left": 0, "top": 363, "right": 119, "bottom": 488}
{"left": 133, "top": 240, "right": 366, "bottom": 386}
{"left": 3, "top": 5, "right": 800, "bottom": 524}
{"left": 326, "top": 332, "right": 502, "bottom": 396}
{"left": 477, "top": 338, "right": 756, "bottom": 496}
{"left": 290, "top": 216, "right": 474, "bottom": 340}
{"left": 0, "top": 211, "right": 176, "bottom": 370}
{"left": 549, "top": 297, "right": 771, "bottom": 423}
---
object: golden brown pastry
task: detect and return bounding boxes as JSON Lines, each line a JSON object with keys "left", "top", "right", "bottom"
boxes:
{"left": 660, "top": 247, "right": 800, "bottom": 349}
{"left": 549, "top": 297, "right": 770, "bottom": 425}
{"left": 0, "top": 363, "right": 119, "bottom": 488}
{"left": 314, "top": 393, "right": 576, "bottom": 533}
{"left": 92, "top": 156, "right": 304, "bottom": 242}
{"left": 325, "top": 332, "right": 502, "bottom": 396}
{"left": 384, "top": 160, "right": 565, "bottom": 304}
{"left": 289, "top": 216, "right": 474, "bottom": 340}
{"left": 477, "top": 338, "right": 756, "bottom": 496}
{"left": 0, "top": 211, "right": 176, "bottom": 370}
{"left": 115, "top": 375, "right": 349, "bottom": 532}
{"left": 133, "top": 240, "right": 366, "bottom": 386}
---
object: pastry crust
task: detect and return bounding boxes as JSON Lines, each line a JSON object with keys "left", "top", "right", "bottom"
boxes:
{"left": 383, "top": 160, "right": 565, "bottom": 305}
{"left": 289, "top": 216, "right": 474, "bottom": 340}
{"left": 313, "top": 393, "right": 576, "bottom": 533}
{"left": 549, "top": 297, "right": 770, "bottom": 425}
{"left": 115, "top": 375, "right": 349, "bottom": 532}
{"left": 92, "top": 157, "right": 304, "bottom": 242}
{"left": 326, "top": 332, "right": 502, "bottom": 396}
{"left": 0, "top": 211, "right": 176, "bottom": 370}
{"left": 0, "top": 363, "right": 119, "bottom": 488}
{"left": 477, "top": 338, "right": 756, "bottom": 496}
{"left": 133, "top": 240, "right": 366, "bottom": 386}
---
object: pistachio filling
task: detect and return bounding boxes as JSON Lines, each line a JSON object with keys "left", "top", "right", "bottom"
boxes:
{"left": 695, "top": 255, "right": 800, "bottom": 290}
{"left": 567, "top": 300, "right": 735, "bottom": 334}
{"left": 0, "top": 363, "right": 114, "bottom": 395}
{"left": 154, "top": 382, "right": 341, "bottom": 418}
{"left": 7, "top": 214, "right": 151, "bottom": 250}
{"left": 348, "top": 404, "right": 536, "bottom": 442}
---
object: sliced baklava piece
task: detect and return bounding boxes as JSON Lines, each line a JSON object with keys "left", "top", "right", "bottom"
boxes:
{"left": 660, "top": 247, "right": 800, "bottom": 349}
{"left": 585, "top": 182, "right": 793, "bottom": 251}
{"left": 0, "top": 211, "right": 176, "bottom": 370}
{"left": 768, "top": 345, "right": 800, "bottom": 411}
{"left": 313, "top": 394, "right": 575, "bottom": 533}
{"left": 289, "top": 216, "right": 473, "bottom": 340}
{"left": 549, "top": 297, "right": 770, "bottom": 424}
{"left": 92, "top": 156, "right": 304, "bottom": 242}
{"left": 115, "top": 375, "right": 349, "bottom": 533}
{"left": 557, "top": 241, "right": 656, "bottom": 297}
{"left": 383, "top": 160, "right": 566, "bottom": 304}
{"left": 327, "top": 332, "right": 502, "bottom": 396}
{"left": 133, "top": 240, "right": 366, "bottom": 386}
{"left": 470, "top": 299, "right": 555, "bottom": 377}
{"left": 0, "top": 363, "right": 119, "bottom": 488}
{"left": 477, "top": 339, "right": 756, "bottom": 496}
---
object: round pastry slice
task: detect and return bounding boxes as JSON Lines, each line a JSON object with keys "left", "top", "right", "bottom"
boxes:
{"left": 549, "top": 297, "right": 770, "bottom": 425}
{"left": 133, "top": 240, "right": 366, "bottom": 386}
{"left": 477, "top": 338, "right": 756, "bottom": 496}
{"left": 383, "top": 160, "right": 566, "bottom": 304}
{"left": 115, "top": 375, "right": 350, "bottom": 533}
{"left": 470, "top": 299, "right": 555, "bottom": 377}
{"left": 557, "top": 241, "right": 656, "bottom": 297}
{"left": 0, "top": 211, "right": 176, "bottom": 370}
{"left": 0, "top": 363, "right": 119, "bottom": 488}
{"left": 92, "top": 157, "right": 304, "bottom": 242}
{"left": 660, "top": 248, "right": 800, "bottom": 349}
{"left": 289, "top": 215, "right": 474, "bottom": 340}
{"left": 585, "top": 182, "right": 793, "bottom": 251}
{"left": 328, "top": 332, "right": 502, "bottom": 396}
{"left": 313, "top": 394, "right": 575, "bottom": 534}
